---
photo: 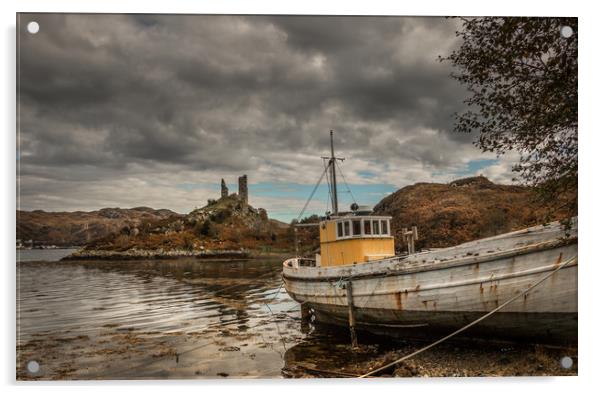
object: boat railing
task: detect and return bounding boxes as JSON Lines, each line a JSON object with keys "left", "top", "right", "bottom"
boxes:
{"left": 283, "top": 257, "right": 317, "bottom": 269}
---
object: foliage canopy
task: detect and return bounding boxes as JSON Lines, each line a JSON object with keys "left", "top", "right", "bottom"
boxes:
{"left": 443, "top": 17, "right": 577, "bottom": 219}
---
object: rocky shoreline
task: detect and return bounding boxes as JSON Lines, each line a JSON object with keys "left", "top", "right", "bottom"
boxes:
{"left": 282, "top": 339, "right": 578, "bottom": 378}
{"left": 61, "top": 248, "right": 253, "bottom": 261}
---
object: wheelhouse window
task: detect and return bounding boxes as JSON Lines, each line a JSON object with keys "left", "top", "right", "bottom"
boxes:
{"left": 381, "top": 220, "right": 388, "bottom": 235}
{"left": 334, "top": 217, "right": 391, "bottom": 239}
{"left": 363, "top": 220, "right": 372, "bottom": 235}
{"left": 372, "top": 220, "right": 380, "bottom": 235}
{"left": 352, "top": 220, "right": 362, "bottom": 236}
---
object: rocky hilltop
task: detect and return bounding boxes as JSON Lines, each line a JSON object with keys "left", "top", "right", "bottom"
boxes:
{"left": 17, "top": 207, "right": 181, "bottom": 247}
{"left": 373, "top": 176, "right": 572, "bottom": 251}
{"left": 70, "top": 176, "right": 292, "bottom": 259}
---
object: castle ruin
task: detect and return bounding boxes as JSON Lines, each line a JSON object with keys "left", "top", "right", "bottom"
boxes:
{"left": 238, "top": 175, "right": 248, "bottom": 207}
{"left": 216, "top": 175, "right": 248, "bottom": 207}
{"left": 220, "top": 179, "right": 228, "bottom": 198}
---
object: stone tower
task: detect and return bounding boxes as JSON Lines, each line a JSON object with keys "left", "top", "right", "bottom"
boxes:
{"left": 220, "top": 178, "right": 228, "bottom": 199}
{"left": 238, "top": 174, "right": 248, "bottom": 207}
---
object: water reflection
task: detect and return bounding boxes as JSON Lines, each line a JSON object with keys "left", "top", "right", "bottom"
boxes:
{"left": 17, "top": 258, "right": 306, "bottom": 379}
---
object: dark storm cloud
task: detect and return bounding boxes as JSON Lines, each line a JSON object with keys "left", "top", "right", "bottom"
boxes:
{"left": 17, "top": 13, "right": 499, "bottom": 213}
{"left": 264, "top": 17, "right": 468, "bottom": 128}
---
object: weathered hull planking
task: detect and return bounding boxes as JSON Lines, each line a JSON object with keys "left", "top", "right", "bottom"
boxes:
{"left": 283, "top": 219, "right": 578, "bottom": 343}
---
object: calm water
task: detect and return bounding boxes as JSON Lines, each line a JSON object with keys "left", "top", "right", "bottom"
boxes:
{"left": 16, "top": 253, "right": 577, "bottom": 379}
{"left": 17, "top": 256, "right": 364, "bottom": 379}
{"left": 17, "top": 248, "right": 80, "bottom": 262}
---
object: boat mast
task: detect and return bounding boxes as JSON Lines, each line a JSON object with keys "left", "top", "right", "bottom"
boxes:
{"left": 330, "top": 130, "right": 339, "bottom": 215}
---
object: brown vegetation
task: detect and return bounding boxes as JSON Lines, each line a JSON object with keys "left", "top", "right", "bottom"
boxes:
{"left": 373, "top": 175, "right": 574, "bottom": 251}
{"left": 16, "top": 207, "right": 181, "bottom": 246}
{"left": 85, "top": 195, "right": 291, "bottom": 253}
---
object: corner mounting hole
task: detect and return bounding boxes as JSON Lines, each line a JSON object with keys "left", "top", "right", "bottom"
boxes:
{"left": 560, "top": 26, "right": 573, "bottom": 38}
{"left": 27, "top": 360, "right": 40, "bottom": 373}
{"left": 560, "top": 356, "right": 573, "bottom": 369}
{"left": 27, "top": 21, "right": 39, "bottom": 34}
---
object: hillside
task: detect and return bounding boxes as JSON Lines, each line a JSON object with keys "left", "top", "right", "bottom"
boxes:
{"left": 18, "top": 175, "right": 572, "bottom": 256}
{"left": 373, "top": 176, "right": 572, "bottom": 251}
{"left": 17, "top": 207, "right": 182, "bottom": 247}
{"left": 82, "top": 194, "right": 292, "bottom": 256}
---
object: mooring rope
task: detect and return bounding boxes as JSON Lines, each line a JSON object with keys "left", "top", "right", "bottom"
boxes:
{"left": 263, "top": 280, "right": 285, "bottom": 314}
{"left": 358, "top": 253, "right": 577, "bottom": 378}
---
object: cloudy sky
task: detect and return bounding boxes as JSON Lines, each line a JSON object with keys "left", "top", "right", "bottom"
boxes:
{"left": 17, "top": 14, "right": 517, "bottom": 222}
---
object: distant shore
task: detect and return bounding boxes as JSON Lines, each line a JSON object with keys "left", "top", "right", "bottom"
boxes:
{"left": 61, "top": 248, "right": 291, "bottom": 261}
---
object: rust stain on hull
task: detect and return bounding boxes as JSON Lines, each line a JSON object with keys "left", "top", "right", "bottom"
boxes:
{"left": 395, "top": 292, "right": 403, "bottom": 310}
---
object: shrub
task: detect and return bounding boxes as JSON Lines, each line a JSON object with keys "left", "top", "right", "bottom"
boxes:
{"left": 210, "top": 209, "right": 231, "bottom": 224}
{"left": 194, "top": 219, "right": 218, "bottom": 237}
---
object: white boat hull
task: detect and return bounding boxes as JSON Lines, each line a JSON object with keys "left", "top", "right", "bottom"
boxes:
{"left": 283, "top": 219, "right": 577, "bottom": 343}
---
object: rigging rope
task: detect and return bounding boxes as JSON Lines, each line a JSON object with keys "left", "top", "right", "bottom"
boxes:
{"left": 295, "top": 163, "right": 329, "bottom": 223}
{"left": 335, "top": 159, "right": 357, "bottom": 205}
{"left": 323, "top": 158, "right": 332, "bottom": 213}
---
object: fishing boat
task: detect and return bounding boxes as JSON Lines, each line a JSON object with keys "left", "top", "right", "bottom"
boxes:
{"left": 283, "top": 132, "right": 577, "bottom": 343}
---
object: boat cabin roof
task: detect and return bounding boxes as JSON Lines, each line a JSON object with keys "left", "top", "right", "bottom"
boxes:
{"left": 327, "top": 214, "right": 392, "bottom": 220}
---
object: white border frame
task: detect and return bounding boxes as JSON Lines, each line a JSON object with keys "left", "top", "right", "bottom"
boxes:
{"left": 3, "top": 1, "right": 600, "bottom": 393}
